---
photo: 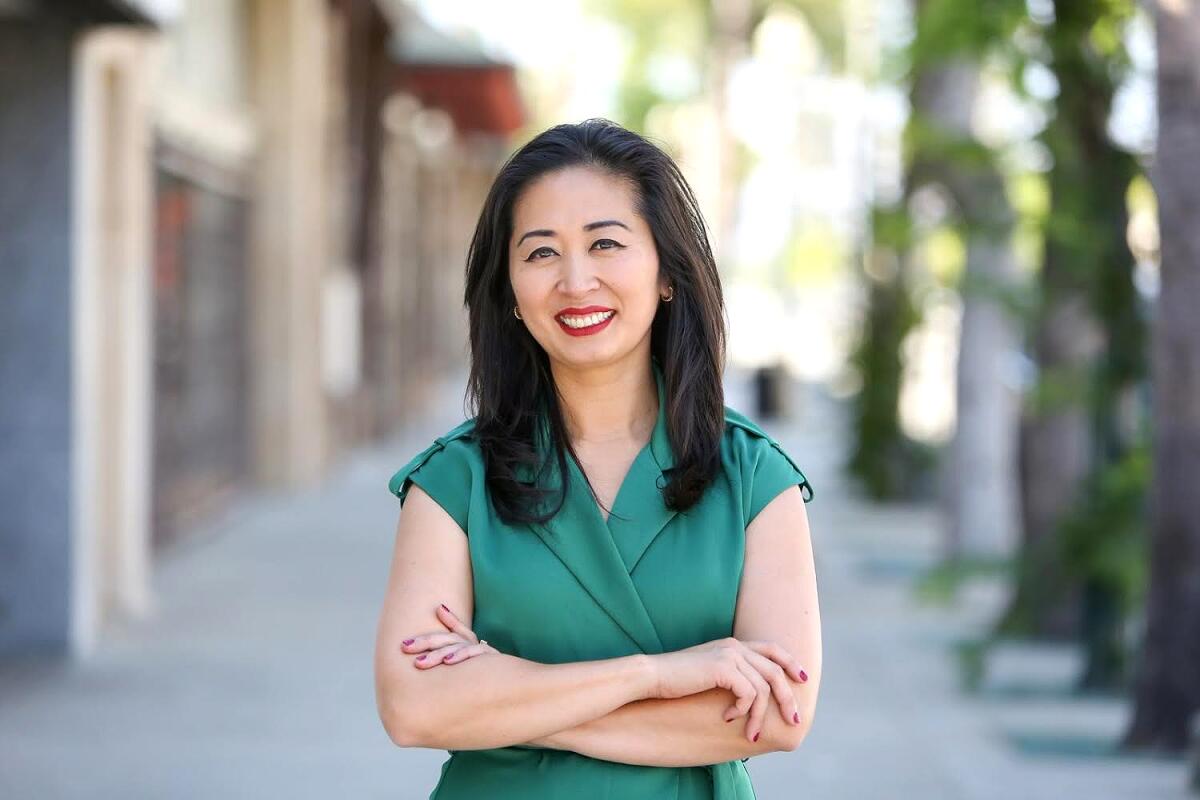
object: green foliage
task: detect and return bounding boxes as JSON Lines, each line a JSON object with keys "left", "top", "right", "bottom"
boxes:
{"left": 995, "top": 529, "right": 1076, "bottom": 639}
{"left": 904, "top": 112, "right": 1002, "bottom": 184}
{"left": 1027, "top": 362, "right": 1094, "bottom": 416}
{"left": 942, "top": 437, "right": 1148, "bottom": 690}
{"left": 955, "top": 637, "right": 991, "bottom": 692}
{"left": 846, "top": 296, "right": 914, "bottom": 499}
{"left": 1008, "top": 172, "right": 1050, "bottom": 276}
{"left": 958, "top": 267, "right": 1038, "bottom": 326}
{"left": 994, "top": 0, "right": 1149, "bottom": 681}
{"left": 845, "top": 208, "right": 938, "bottom": 500}
{"left": 850, "top": 0, "right": 1021, "bottom": 502}
{"left": 997, "top": 406, "right": 1150, "bottom": 675}
{"left": 615, "top": 82, "right": 669, "bottom": 134}
{"left": 858, "top": 0, "right": 1151, "bottom": 695}
{"left": 915, "top": 556, "right": 1013, "bottom": 606}
{"left": 909, "top": 0, "right": 1027, "bottom": 68}
{"left": 919, "top": 224, "right": 966, "bottom": 287}
{"left": 871, "top": 204, "right": 914, "bottom": 252}
{"left": 1058, "top": 443, "right": 1150, "bottom": 612}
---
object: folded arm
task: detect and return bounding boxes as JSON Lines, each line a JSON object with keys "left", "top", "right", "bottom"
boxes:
{"left": 376, "top": 486, "right": 658, "bottom": 750}
{"left": 523, "top": 683, "right": 802, "bottom": 767}
{"left": 523, "top": 486, "right": 822, "bottom": 766}
{"left": 378, "top": 483, "right": 820, "bottom": 762}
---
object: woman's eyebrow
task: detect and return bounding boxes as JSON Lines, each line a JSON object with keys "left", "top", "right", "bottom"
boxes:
{"left": 516, "top": 219, "right": 630, "bottom": 247}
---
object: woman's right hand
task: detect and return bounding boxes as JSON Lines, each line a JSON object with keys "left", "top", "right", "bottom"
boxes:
{"left": 649, "top": 638, "right": 808, "bottom": 742}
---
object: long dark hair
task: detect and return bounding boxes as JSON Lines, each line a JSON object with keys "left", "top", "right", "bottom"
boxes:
{"left": 463, "top": 118, "right": 727, "bottom": 525}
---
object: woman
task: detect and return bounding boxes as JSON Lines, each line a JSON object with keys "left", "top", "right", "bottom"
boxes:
{"left": 374, "top": 118, "right": 821, "bottom": 799}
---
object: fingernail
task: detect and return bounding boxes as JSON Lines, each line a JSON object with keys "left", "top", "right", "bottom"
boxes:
{"left": 402, "top": 638, "right": 414, "bottom": 646}
{"left": 793, "top": 712, "right": 800, "bottom": 724}
{"left": 799, "top": 669, "right": 808, "bottom": 682}
{"left": 752, "top": 732, "right": 760, "bottom": 742}
{"left": 416, "top": 654, "right": 426, "bottom": 661}
{"left": 440, "top": 604, "right": 450, "bottom": 612}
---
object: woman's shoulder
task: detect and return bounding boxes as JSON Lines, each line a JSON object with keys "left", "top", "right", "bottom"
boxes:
{"left": 720, "top": 404, "right": 813, "bottom": 505}
{"left": 386, "top": 417, "right": 481, "bottom": 501}
{"left": 722, "top": 404, "right": 775, "bottom": 441}
{"left": 721, "top": 405, "right": 789, "bottom": 458}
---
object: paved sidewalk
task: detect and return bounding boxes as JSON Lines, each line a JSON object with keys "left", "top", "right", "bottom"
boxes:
{"left": 0, "top": 370, "right": 1191, "bottom": 799}
{"left": 739, "top": 377, "right": 1191, "bottom": 800}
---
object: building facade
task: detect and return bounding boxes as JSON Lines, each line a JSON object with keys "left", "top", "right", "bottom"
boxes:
{"left": 0, "top": 0, "right": 523, "bottom": 659}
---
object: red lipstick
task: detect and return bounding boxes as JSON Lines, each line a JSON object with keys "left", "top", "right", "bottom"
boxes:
{"left": 557, "top": 305, "right": 615, "bottom": 315}
{"left": 555, "top": 306, "right": 616, "bottom": 337}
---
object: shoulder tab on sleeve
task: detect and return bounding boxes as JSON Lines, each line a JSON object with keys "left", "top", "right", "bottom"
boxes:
{"left": 435, "top": 417, "right": 477, "bottom": 446}
{"left": 724, "top": 406, "right": 814, "bottom": 502}
{"left": 724, "top": 405, "right": 771, "bottom": 439}
{"left": 387, "top": 418, "right": 477, "bottom": 499}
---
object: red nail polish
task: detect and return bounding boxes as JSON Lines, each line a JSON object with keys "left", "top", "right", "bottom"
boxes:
{"left": 752, "top": 732, "right": 760, "bottom": 742}
{"left": 799, "top": 670, "right": 808, "bottom": 682}
{"left": 402, "top": 639, "right": 414, "bottom": 646}
{"left": 793, "top": 712, "right": 800, "bottom": 724}
{"left": 416, "top": 654, "right": 426, "bottom": 661}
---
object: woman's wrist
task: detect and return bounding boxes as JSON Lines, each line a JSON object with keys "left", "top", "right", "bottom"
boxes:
{"left": 632, "top": 652, "right": 660, "bottom": 701}
{"left": 518, "top": 654, "right": 656, "bottom": 751}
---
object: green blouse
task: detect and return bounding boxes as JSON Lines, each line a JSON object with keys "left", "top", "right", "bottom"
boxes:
{"left": 388, "top": 359, "right": 813, "bottom": 800}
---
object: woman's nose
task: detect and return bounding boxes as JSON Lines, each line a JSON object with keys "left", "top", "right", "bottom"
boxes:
{"left": 557, "top": 251, "right": 600, "bottom": 295}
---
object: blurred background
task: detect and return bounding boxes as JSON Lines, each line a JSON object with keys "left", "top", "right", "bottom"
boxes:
{"left": 1, "top": 0, "right": 1198, "bottom": 797}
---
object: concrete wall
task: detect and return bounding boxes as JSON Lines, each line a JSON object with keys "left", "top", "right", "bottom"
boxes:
{"left": 0, "top": 17, "right": 76, "bottom": 656}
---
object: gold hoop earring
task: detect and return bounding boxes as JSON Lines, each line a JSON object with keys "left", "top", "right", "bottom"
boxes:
{"left": 513, "top": 305, "right": 523, "bottom": 320}
{"left": 661, "top": 286, "right": 675, "bottom": 302}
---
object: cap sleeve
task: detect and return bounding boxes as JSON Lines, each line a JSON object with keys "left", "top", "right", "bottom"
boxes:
{"left": 746, "top": 435, "right": 813, "bottom": 525}
{"left": 388, "top": 423, "right": 476, "bottom": 533}
{"left": 725, "top": 408, "right": 814, "bottom": 528}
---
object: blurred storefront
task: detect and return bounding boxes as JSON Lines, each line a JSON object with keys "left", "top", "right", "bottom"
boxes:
{"left": 369, "top": 1, "right": 525, "bottom": 433}
{"left": 0, "top": 0, "right": 524, "bottom": 659}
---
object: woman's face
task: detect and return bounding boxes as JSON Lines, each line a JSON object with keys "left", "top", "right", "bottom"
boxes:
{"left": 508, "top": 166, "right": 667, "bottom": 372}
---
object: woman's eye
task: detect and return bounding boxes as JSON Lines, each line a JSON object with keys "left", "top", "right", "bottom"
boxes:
{"left": 525, "top": 240, "right": 622, "bottom": 261}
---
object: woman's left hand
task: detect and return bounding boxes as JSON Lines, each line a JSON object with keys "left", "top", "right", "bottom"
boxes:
{"left": 400, "top": 603, "right": 500, "bottom": 669}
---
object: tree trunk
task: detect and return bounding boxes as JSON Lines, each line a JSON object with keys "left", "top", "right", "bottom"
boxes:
{"left": 950, "top": 229, "right": 1022, "bottom": 558}
{"left": 913, "top": 60, "right": 1023, "bottom": 560}
{"left": 1000, "top": 1, "right": 1141, "bottom": 651}
{"left": 1003, "top": 295, "right": 1098, "bottom": 637}
{"left": 1124, "top": 0, "right": 1200, "bottom": 753}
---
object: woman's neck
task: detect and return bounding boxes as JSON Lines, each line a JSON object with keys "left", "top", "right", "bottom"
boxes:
{"left": 549, "top": 356, "right": 658, "bottom": 447}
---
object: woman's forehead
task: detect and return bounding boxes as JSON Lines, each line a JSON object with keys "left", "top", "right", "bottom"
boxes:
{"left": 512, "top": 168, "right": 639, "bottom": 232}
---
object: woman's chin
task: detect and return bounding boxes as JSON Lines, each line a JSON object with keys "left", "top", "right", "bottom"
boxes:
{"left": 551, "top": 342, "right": 652, "bottom": 373}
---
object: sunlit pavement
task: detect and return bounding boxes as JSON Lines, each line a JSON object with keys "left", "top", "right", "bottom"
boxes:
{"left": 0, "top": 369, "right": 1191, "bottom": 799}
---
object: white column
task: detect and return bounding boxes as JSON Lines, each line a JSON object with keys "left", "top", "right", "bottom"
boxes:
{"left": 71, "top": 27, "right": 159, "bottom": 657}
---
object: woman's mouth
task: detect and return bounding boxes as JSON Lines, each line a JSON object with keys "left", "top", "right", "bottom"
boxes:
{"left": 555, "top": 309, "right": 616, "bottom": 337}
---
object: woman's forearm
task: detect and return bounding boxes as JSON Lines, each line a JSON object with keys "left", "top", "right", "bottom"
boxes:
{"left": 526, "top": 680, "right": 812, "bottom": 767}
{"left": 381, "top": 652, "right": 655, "bottom": 751}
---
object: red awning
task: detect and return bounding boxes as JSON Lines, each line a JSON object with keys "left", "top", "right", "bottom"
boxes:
{"left": 394, "top": 64, "right": 525, "bottom": 136}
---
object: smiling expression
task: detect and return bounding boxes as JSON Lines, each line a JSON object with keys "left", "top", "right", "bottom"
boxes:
{"left": 508, "top": 166, "right": 668, "bottom": 370}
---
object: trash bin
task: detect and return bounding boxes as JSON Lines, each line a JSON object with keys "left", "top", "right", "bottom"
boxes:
{"left": 753, "top": 362, "right": 788, "bottom": 421}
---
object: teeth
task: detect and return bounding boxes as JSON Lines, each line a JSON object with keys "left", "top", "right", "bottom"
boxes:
{"left": 559, "top": 310, "right": 614, "bottom": 329}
